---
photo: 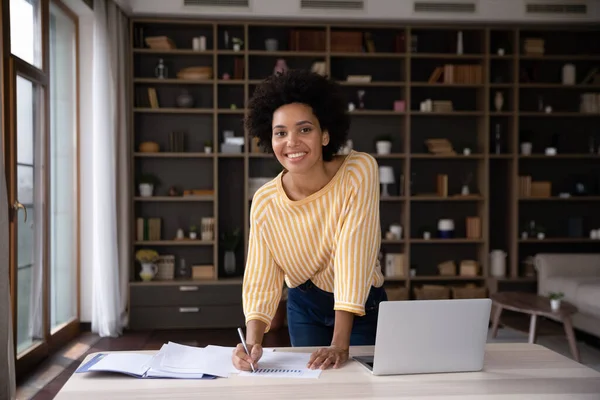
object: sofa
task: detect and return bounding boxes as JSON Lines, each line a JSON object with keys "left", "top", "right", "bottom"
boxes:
{"left": 535, "top": 253, "right": 600, "bottom": 339}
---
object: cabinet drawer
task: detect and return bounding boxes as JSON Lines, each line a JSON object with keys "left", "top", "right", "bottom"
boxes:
{"left": 129, "top": 304, "right": 245, "bottom": 330}
{"left": 130, "top": 283, "right": 242, "bottom": 307}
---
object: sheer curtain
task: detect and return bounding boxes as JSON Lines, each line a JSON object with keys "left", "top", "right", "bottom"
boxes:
{"left": 1, "top": 125, "right": 16, "bottom": 398}
{"left": 84, "top": 0, "right": 130, "bottom": 337}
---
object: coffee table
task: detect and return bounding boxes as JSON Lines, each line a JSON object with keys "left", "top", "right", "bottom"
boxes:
{"left": 490, "top": 292, "right": 580, "bottom": 363}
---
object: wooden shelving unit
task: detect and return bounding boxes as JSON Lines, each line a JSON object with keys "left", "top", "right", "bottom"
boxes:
{"left": 128, "top": 18, "right": 600, "bottom": 329}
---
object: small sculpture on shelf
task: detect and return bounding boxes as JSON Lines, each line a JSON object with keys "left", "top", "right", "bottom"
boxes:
{"left": 168, "top": 186, "right": 180, "bottom": 197}
{"left": 356, "top": 90, "right": 366, "bottom": 109}
{"left": 461, "top": 172, "right": 473, "bottom": 195}
{"left": 494, "top": 91, "right": 504, "bottom": 112}
{"left": 201, "top": 217, "right": 215, "bottom": 241}
{"left": 154, "top": 58, "right": 168, "bottom": 79}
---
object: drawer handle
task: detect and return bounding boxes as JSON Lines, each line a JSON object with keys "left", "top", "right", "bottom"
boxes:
{"left": 179, "top": 307, "right": 200, "bottom": 313}
{"left": 179, "top": 286, "right": 199, "bottom": 291}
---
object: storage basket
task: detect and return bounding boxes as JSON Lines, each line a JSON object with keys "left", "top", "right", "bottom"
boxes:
{"left": 414, "top": 285, "right": 451, "bottom": 300}
{"left": 385, "top": 286, "right": 410, "bottom": 301}
{"left": 451, "top": 285, "right": 488, "bottom": 299}
{"left": 156, "top": 255, "right": 175, "bottom": 280}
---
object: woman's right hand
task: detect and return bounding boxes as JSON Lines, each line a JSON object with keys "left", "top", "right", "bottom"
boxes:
{"left": 232, "top": 343, "right": 263, "bottom": 371}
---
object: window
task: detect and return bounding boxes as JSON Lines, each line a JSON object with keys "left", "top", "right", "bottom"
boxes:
{"left": 49, "top": 1, "right": 78, "bottom": 331}
{"left": 10, "top": 0, "right": 43, "bottom": 69}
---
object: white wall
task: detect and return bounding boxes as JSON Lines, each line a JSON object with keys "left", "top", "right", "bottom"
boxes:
{"left": 123, "top": 0, "right": 600, "bottom": 22}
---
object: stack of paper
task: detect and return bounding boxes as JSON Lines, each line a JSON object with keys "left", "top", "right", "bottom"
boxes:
{"left": 76, "top": 342, "right": 322, "bottom": 379}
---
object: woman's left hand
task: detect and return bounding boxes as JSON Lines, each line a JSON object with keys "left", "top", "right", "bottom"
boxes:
{"left": 307, "top": 345, "right": 349, "bottom": 370}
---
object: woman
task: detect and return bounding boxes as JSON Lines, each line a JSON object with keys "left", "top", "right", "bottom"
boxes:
{"left": 232, "top": 69, "right": 387, "bottom": 372}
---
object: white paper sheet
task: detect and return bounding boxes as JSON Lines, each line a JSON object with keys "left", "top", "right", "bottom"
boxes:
{"left": 159, "top": 342, "right": 233, "bottom": 378}
{"left": 238, "top": 351, "right": 322, "bottom": 379}
{"left": 146, "top": 345, "right": 206, "bottom": 379}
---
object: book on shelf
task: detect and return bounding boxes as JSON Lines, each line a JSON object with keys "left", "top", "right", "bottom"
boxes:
{"left": 137, "top": 217, "right": 162, "bottom": 241}
{"left": 428, "top": 64, "right": 482, "bottom": 84}
{"left": 147, "top": 88, "right": 159, "bottom": 108}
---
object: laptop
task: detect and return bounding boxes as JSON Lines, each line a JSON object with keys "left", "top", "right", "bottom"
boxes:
{"left": 354, "top": 298, "right": 492, "bottom": 376}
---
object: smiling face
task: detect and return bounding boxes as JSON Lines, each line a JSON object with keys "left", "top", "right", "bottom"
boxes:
{"left": 271, "top": 103, "right": 329, "bottom": 174}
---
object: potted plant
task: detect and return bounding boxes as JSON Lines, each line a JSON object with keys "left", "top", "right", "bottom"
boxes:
{"left": 221, "top": 228, "right": 241, "bottom": 275}
{"left": 375, "top": 134, "right": 393, "bottom": 155}
{"left": 135, "top": 249, "right": 159, "bottom": 281}
{"left": 189, "top": 225, "right": 198, "bottom": 240}
{"left": 138, "top": 174, "right": 159, "bottom": 197}
{"left": 548, "top": 292, "right": 564, "bottom": 311}
{"left": 232, "top": 37, "right": 243, "bottom": 51}
{"left": 204, "top": 140, "right": 212, "bottom": 154}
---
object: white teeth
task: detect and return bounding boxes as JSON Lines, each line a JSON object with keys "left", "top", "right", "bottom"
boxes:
{"left": 287, "top": 152, "right": 306, "bottom": 159}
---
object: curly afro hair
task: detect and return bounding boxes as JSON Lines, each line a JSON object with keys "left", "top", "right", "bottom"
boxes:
{"left": 244, "top": 69, "right": 350, "bottom": 162}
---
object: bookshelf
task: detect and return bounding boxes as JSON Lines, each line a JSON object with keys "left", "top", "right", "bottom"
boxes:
{"left": 129, "top": 19, "right": 600, "bottom": 329}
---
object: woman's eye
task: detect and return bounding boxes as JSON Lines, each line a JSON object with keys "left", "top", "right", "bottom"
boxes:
{"left": 300, "top": 127, "right": 311, "bottom": 133}
{"left": 275, "top": 131, "right": 286, "bottom": 136}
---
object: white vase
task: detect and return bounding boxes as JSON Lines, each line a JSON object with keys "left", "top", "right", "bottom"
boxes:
{"left": 139, "top": 183, "right": 154, "bottom": 197}
{"left": 224, "top": 251, "right": 236, "bottom": 275}
{"left": 562, "top": 64, "right": 575, "bottom": 85}
{"left": 521, "top": 142, "right": 532, "bottom": 155}
{"left": 139, "top": 263, "right": 157, "bottom": 281}
{"left": 490, "top": 250, "right": 507, "bottom": 277}
{"left": 204, "top": 147, "right": 212, "bottom": 154}
{"left": 550, "top": 299, "right": 561, "bottom": 311}
{"left": 494, "top": 91, "right": 504, "bottom": 112}
{"left": 376, "top": 141, "right": 392, "bottom": 155}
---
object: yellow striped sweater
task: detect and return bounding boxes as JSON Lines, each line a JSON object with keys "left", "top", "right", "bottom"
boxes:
{"left": 242, "top": 150, "right": 385, "bottom": 332}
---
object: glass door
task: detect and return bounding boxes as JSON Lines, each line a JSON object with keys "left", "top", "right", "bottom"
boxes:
{"left": 48, "top": 0, "right": 78, "bottom": 335}
{"left": 6, "top": 0, "right": 80, "bottom": 375}
{"left": 8, "top": 59, "right": 48, "bottom": 363}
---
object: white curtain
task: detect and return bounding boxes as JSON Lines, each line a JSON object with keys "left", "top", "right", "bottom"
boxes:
{"left": 1, "top": 121, "right": 16, "bottom": 398}
{"left": 86, "top": 0, "right": 130, "bottom": 337}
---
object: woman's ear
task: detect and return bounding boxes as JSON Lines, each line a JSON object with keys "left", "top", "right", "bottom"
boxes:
{"left": 322, "top": 130, "right": 330, "bottom": 146}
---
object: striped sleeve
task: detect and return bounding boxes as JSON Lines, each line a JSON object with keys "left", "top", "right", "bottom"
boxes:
{"left": 333, "top": 155, "right": 381, "bottom": 316}
{"left": 242, "top": 203, "right": 285, "bottom": 333}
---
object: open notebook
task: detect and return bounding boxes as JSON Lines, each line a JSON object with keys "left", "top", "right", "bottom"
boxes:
{"left": 76, "top": 342, "right": 322, "bottom": 379}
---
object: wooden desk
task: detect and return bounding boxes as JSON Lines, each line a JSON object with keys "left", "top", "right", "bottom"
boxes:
{"left": 55, "top": 344, "right": 600, "bottom": 399}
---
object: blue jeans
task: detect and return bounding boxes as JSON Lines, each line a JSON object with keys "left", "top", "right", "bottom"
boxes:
{"left": 286, "top": 280, "right": 387, "bottom": 347}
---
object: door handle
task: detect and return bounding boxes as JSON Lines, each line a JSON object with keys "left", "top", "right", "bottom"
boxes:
{"left": 13, "top": 201, "right": 27, "bottom": 223}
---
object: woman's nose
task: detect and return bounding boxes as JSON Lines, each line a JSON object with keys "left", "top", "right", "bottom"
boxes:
{"left": 287, "top": 132, "right": 299, "bottom": 146}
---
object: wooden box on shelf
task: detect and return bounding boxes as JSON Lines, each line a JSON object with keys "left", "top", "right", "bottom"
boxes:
{"left": 414, "top": 285, "right": 451, "bottom": 300}
{"left": 438, "top": 260, "right": 457, "bottom": 276}
{"left": 192, "top": 265, "right": 216, "bottom": 280}
{"left": 386, "top": 286, "right": 409, "bottom": 301}
{"left": 530, "top": 181, "right": 551, "bottom": 198}
{"left": 466, "top": 217, "right": 481, "bottom": 239}
{"left": 459, "top": 260, "right": 479, "bottom": 277}
{"left": 451, "top": 284, "right": 487, "bottom": 299}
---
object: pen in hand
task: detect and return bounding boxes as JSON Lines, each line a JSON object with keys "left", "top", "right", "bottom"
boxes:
{"left": 237, "top": 327, "right": 256, "bottom": 372}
